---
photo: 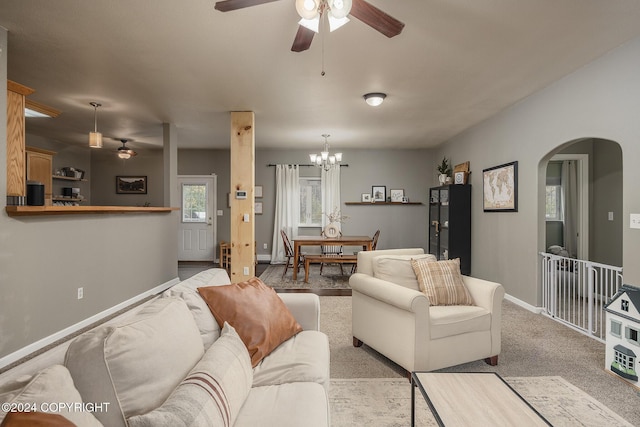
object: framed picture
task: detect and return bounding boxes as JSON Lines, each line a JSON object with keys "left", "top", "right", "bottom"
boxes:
{"left": 390, "top": 189, "right": 404, "bottom": 202}
{"left": 116, "top": 176, "right": 147, "bottom": 194}
{"left": 482, "top": 161, "right": 518, "bottom": 212}
{"left": 255, "top": 201, "right": 263, "bottom": 215}
{"left": 255, "top": 185, "right": 263, "bottom": 198}
{"left": 361, "top": 193, "right": 372, "bottom": 202}
{"left": 372, "top": 185, "right": 386, "bottom": 202}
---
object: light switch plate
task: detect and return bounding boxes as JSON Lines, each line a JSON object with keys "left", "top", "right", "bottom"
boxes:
{"left": 631, "top": 213, "right": 640, "bottom": 229}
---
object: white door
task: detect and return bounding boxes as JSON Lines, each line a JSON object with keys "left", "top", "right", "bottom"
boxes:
{"left": 178, "top": 175, "right": 216, "bottom": 261}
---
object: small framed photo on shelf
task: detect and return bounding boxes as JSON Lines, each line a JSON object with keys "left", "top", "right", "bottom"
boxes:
{"left": 361, "top": 193, "right": 372, "bottom": 202}
{"left": 390, "top": 189, "right": 404, "bottom": 203}
{"left": 372, "top": 185, "right": 386, "bottom": 202}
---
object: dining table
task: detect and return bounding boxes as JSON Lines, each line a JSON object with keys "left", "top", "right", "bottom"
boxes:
{"left": 292, "top": 235, "right": 373, "bottom": 280}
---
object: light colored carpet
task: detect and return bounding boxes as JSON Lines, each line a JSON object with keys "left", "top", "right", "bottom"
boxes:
{"left": 259, "top": 263, "right": 351, "bottom": 289}
{"left": 320, "top": 296, "right": 640, "bottom": 426}
{"left": 329, "top": 377, "right": 633, "bottom": 427}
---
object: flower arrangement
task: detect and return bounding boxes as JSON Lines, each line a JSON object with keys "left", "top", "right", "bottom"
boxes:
{"left": 325, "top": 207, "right": 350, "bottom": 224}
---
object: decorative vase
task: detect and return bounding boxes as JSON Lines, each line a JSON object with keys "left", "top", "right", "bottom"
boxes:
{"left": 323, "top": 222, "right": 340, "bottom": 238}
{"left": 438, "top": 174, "right": 447, "bottom": 185}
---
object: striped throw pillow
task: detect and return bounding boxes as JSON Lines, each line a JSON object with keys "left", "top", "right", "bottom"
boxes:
{"left": 127, "top": 322, "right": 252, "bottom": 427}
{"left": 411, "top": 258, "right": 474, "bottom": 306}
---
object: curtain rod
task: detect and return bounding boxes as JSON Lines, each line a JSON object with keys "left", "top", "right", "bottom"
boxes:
{"left": 267, "top": 164, "right": 349, "bottom": 167}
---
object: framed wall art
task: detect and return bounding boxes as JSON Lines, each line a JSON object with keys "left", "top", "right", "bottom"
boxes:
{"left": 482, "top": 161, "right": 518, "bottom": 212}
{"left": 116, "top": 176, "right": 147, "bottom": 194}
{"left": 372, "top": 185, "right": 386, "bottom": 202}
{"left": 390, "top": 189, "right": 404, "bottom": 202}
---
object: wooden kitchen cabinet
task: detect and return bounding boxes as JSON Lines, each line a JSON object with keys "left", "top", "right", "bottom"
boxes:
{"left": 26, "top": 146, "right": 56, "bottom": 206}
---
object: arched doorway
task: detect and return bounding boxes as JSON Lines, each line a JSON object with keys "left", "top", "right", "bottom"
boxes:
{"left": 538, "top": 137, "right": 623, "bottom": 341}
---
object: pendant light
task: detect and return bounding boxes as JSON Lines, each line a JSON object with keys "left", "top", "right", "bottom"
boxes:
{"left": 89, "top": 102, "right": 103, "bottom": 148}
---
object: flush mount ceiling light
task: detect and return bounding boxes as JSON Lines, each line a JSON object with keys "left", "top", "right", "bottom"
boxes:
{"left": 363, "top": 92, "right": 387, "bottom": 107}
{"left": 309, "top": 134, "right": 342, "bottom": 171}
{"left": 89, "top": 102, "right": 103, "bottom": 148}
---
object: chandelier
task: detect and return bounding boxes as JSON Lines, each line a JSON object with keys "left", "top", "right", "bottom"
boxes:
{"left": 296, "top": 0, "right": 352, "bottom": 33}
{"left": 309, "top": 134, "right": 342, "bottom": 171}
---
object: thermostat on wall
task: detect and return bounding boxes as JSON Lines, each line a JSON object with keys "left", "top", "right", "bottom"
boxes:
{"left": 235, "top": 190, "right": 247, "bottom": 199}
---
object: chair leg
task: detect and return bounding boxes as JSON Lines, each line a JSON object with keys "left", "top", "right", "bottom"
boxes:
{"left": 484, "top": 355, "right": 498, "bottom": 366}
{"left": 282, "top": 256, "right": 291, "bottom": 279}
{"left": 320, "top": 262, "right": 324, "bottom": 275}
{"left": 339, "top": 263, "right": 344, "bottom": 275}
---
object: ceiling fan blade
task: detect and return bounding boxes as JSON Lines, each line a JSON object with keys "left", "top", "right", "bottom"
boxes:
{"left": 291, "top": 25, "right": 315, "bottom": 52}
{"left": 214, "top": 0, "right": 281, "bottom": 12}
{"left": 350, "top": 0, "right": 405, "bottom": 38}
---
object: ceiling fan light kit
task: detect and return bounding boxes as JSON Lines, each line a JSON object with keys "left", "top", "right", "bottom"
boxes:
{"left": 215, "top": 0, "right": 404, "bottom": 53}
{"left": 89, "top": 102, "right": 103, "bottom": 148}
{"left": 364, "top": 92, "right": 386, "bottom": 107}
{"left": 117, "top": 139, "right": 137, "bottom": 159}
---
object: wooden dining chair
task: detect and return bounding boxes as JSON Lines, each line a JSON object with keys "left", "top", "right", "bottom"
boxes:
{"left": 320, "top": 229, "right": 344, "bottom": 275}
{"left": 350, "top": 230, "right": 380, "bottom": 274}
{"left": 281, "top": 229, "right": 304, "bottom": 279}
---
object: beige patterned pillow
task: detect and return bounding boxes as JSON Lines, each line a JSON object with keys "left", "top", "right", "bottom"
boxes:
{"left": 411, "top": 258, "right": 474, "bottom": 306}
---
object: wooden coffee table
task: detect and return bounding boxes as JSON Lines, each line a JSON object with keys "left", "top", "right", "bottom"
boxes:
{"left": 411, "top": 372, "right": 551, "bottom": 426}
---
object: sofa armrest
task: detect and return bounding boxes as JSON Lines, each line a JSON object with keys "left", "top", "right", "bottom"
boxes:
{"left": 350, "top": 273, "right": 429, "bottom": 313}
{"left": 462, "top": 276, "right": 504, "bottom": 313}
{"left": 278, "top": 293, "right": 321, "bottom": 331}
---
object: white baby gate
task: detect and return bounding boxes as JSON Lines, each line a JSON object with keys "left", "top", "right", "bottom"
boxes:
{"left": 540, "top": 252, "right": 623, "bottom": 342}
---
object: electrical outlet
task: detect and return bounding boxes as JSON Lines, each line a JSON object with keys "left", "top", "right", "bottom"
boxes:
{"left": 77, "top": 287, "right": 84, "bottom": 300}
{"left": 263, "top": 243, "right": 268, "bottom": 250}
{"left": 631, "top": 213, "right": 640, "bottom": 229}
{"left": 243, "top": 266, "right": 250, "bottom": 275}
{"left": 608, "top": 211, "right": 614, "bottom": 221}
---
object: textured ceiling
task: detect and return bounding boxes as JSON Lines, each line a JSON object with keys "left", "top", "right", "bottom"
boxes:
{"left": 2, "top": 0, "right": 640, "bottom": 153}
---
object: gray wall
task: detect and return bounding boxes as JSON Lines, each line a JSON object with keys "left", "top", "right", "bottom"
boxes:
{"left": 0, "top": 28, "right": 179, "bottom": 361}
{"left": 434, "top": 36, "right": 640, "bottom": 305}
{"left": 178, "top": 147, "right": 433, "bottom": 260}
{"left": 91, "top": 149, "right": 165, "bottom": 207}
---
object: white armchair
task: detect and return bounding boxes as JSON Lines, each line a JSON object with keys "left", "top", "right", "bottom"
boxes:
{"left": 349, "top": 248, "right": 504, "bottom": 373}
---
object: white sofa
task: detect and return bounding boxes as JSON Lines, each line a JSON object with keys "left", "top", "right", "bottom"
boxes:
{"left": 0, "top": 269, "right": 330, "bottom": 426}
{"left": 350, "top": 248, "right": 504, "bottom": 373}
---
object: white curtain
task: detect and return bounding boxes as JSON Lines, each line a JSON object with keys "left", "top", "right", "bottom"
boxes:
{"left": 321, "top": 166, "right": 341, "bottom": 230}
{"left": 561, "top": 160, "right": 578, "bottom": 258}
{"left": 271, "top": 164, "right": 300, "bottom": 263}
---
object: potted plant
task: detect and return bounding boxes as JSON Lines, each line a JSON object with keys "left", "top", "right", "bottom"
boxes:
{"left": 437, "top": 157, "right": 452, "bottom": 185}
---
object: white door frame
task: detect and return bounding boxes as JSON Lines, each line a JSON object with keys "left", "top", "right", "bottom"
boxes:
{"left": 551, "top": 154, "right": 589, "bottom": 260}
{"left": 177, "top": 175, "right": 216, "bottom": 261}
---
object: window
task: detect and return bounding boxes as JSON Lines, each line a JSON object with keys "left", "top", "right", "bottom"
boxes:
{"left": 621, "top": 300, "right": 629, "bottom": 312}
{"left": 626, "top": 327, "right": 639, "bottom": 346}
{"left": 545, "top": 185, "right": 563, "bottom": 221}
{"left": 299, "top": 177, "right": 322, "bottom": 227}
{"left": 182, "top": 183, "right": 207, "bottom": 223}
{"left": 611, "top": 320, "right": 622, "bottom": 338}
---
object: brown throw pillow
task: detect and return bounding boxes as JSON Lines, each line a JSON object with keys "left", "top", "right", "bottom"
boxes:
{"left": 197, "top": 277, "right": 303, "bottom": 367}
{"left": 1, "top": 412, "right": 76, "bottom": 427}
{"left": 411, "top": 258, "right": 474, "bottom": 306}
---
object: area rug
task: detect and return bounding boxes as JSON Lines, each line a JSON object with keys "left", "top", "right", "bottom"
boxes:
{"left": 329, "top": 377, "right": 633, "bottom": 427}
{"left": 259, "top": 263, "right": 351, "bottom": 289}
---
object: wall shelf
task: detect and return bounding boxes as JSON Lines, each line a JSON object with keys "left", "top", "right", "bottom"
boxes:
{"left": 344, "top": 202, "right": 423, "bottom": 205}
{"left": 53, "top": 175, "right": 87, "bottom": 182}
{"left": 5, "top": 206, "right": 178, "bottom": 217}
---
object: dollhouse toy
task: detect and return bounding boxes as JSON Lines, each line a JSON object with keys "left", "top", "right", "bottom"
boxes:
{"left": 604, "top": 284, "right": 640, "bottom": 388}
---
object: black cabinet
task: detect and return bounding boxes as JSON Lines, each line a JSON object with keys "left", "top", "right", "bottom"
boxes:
{"left": 428, "top": 185, "right": 471, "bottom": 275}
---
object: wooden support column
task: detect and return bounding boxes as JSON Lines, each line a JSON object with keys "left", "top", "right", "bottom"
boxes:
{"left": 6, "top": 80, "right": 33, "bottom": 205}
{"left": 230, "top": 112, "right": 255, "bottom": 281}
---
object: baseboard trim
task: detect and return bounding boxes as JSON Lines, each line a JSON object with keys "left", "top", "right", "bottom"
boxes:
{"left": 504, "top": 293, "right": 544, "bottom": 314}
{"left": 257, "top": 254, "right": 271, "bottom": 262}
{"left": 0, "top": 277, "right": 180, "bottom": 370}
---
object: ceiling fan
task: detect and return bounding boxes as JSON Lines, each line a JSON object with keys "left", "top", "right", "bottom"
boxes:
{"left": 214, "top": 0, "right": 405, "bottom": 52}
{"left": 115, "top": 139, "right": 137, "bottom": 159}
